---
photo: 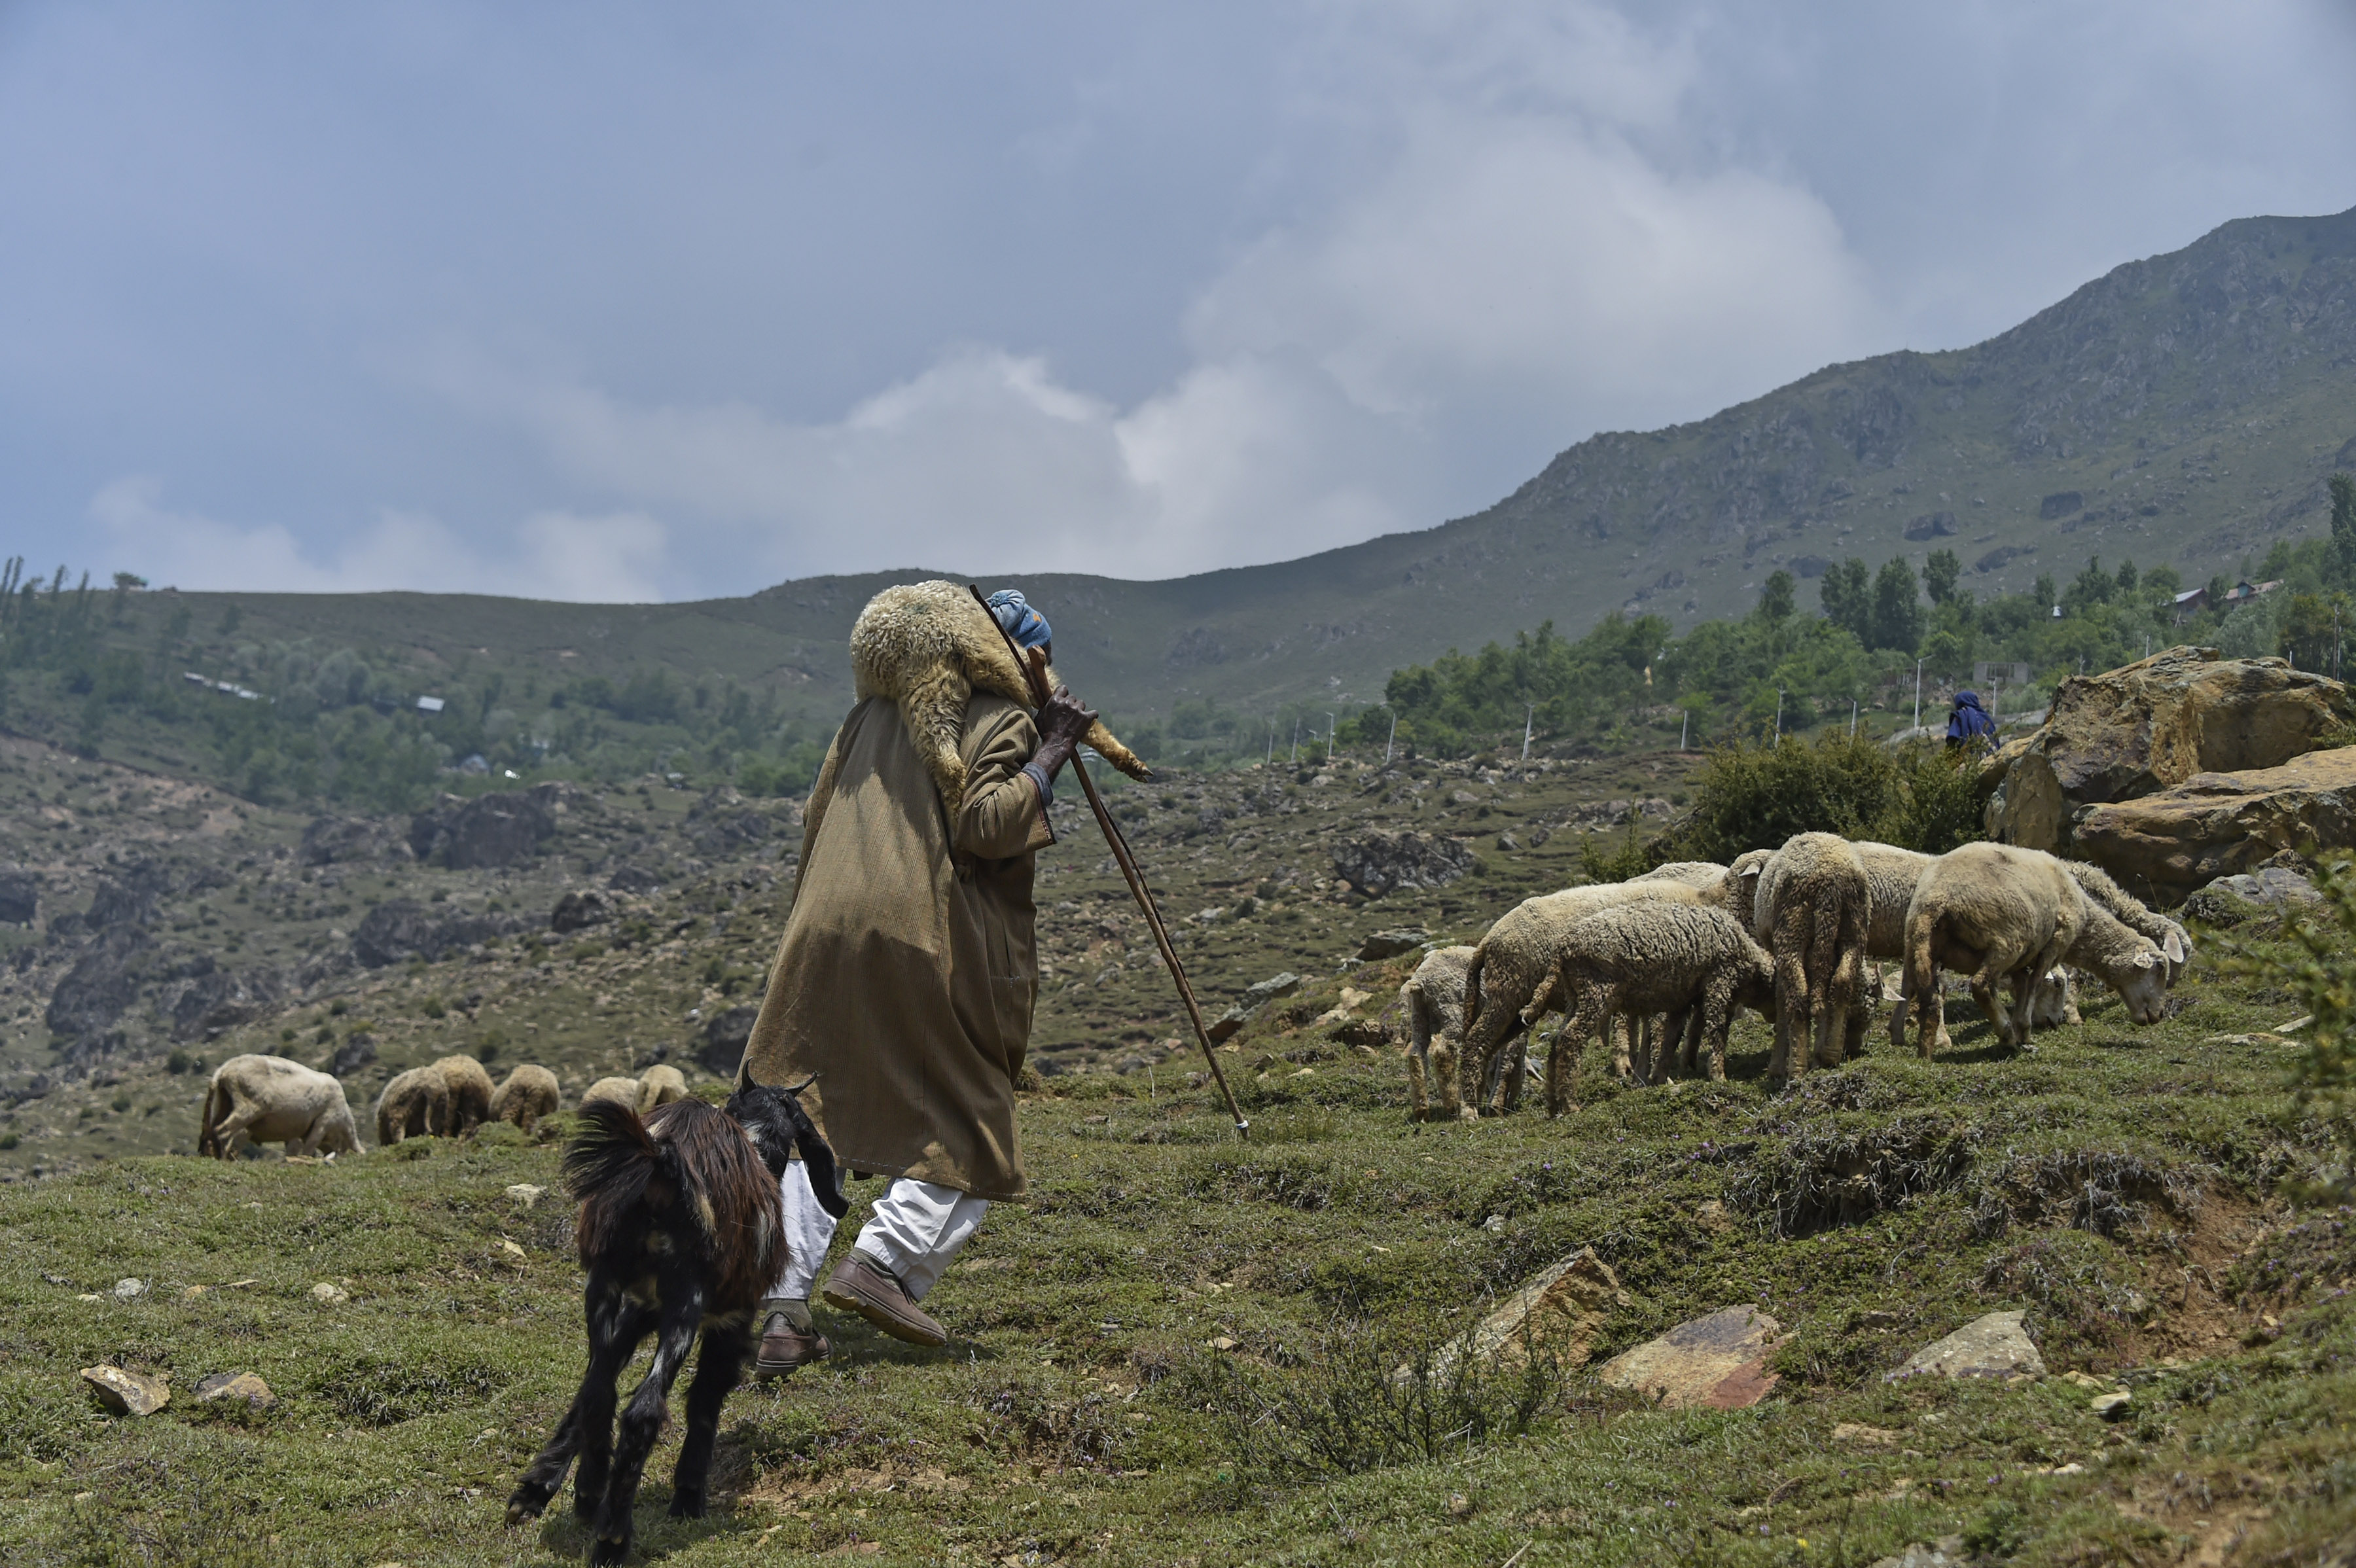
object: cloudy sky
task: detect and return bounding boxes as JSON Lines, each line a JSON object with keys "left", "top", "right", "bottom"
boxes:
{"left": 5, "top": 1, "right": 2353, "bottom": 601}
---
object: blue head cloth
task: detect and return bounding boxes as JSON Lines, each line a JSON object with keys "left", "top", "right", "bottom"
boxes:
{"left": 986, "top": 588, "right": 1052, "bottom": 652}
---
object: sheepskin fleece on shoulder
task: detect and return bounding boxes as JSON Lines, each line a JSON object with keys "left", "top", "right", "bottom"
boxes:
{"left": 848, "top": 580, "right": 1151, "bottom": 807}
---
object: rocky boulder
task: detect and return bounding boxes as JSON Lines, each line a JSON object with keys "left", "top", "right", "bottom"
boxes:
{"left": 81, "top": 1364, "right": 170, "bottom": 1417}
{"left": 45, "top": 927, "right": 158, "bottom": 1041}
{"left": 550, "top": 888, "right": 616, "bottom": 933}
{"left": 1597, "top": 1305, "right": 1787, "bottom": 1410}
{"left": 2073, "top": 747, "right": 2356, "bottom": 905}
{"left": 169, "top": 961, "right": 285, "bottom": 1042}
{"left": 1984, "top": 647, "right": 2356, "bottom": 859}
{"left": 1332, "top": 830, "right": 1474, "bottom": 897}
{"left": 2180, "top": 863, "right": 2323, "bottom": 925}
{"left": 1430, "top": 1246, "right": 1628, "bottom": 1379}
{"left": 699, "top": 1005, "right": 761, "bottom": 1076}
{"left": 408, "top": 783, "right": 567, "bottom": 870}
{"left": 1891, "top": 1310, "right": 2044, "bottom": 1381}
{"left": 351, "top": 900, "right": 526, "bottom": 968}
{"left": 0, "top": 866, "right": 37, "bottom": 926}
{"left": 1355, "top": 928, "right": 1431, "bottom": 961}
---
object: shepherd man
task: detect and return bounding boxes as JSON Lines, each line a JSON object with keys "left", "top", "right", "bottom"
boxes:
{"left": 738, "top": 581, "right": 1152, "bottom": 1376}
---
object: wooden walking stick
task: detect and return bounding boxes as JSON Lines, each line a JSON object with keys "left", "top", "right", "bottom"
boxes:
{"left": 969, "top": 586, "right": 1249, "bottom": 1139}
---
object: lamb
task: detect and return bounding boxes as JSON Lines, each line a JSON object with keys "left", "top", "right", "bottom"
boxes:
{"left": 376, "top": 1065, "right": 451, "bottom": 1145}
{"left": 1455, "top": 880, "right": 1704, "bottom": 1120}
{"left": 198, "top": 1054, "right": 362, "bottom": 1158}
{"left": 488, "top": 1064, "right": 562, "bottom": 1132}
{"left": 507, "top": 1079, "right": 846, "bottom": 1565}
{"left": 1399, "top": 945, "right": 1478, "bottom": 1122}
{"left": 1527, "top": 902, "right": 1776, "bottom": 1114}
{"left": 432, "top": 1054, "right": 496, "bottom": 1137}
{"left": 846, "top": 579, "right": 1152, "bottom": 808}
{"left": 1752, "top": 832, "right": 1870, "bottom": 1078}
{"left": 635, "top": 1063, "right": 688, "bottom": 1114}
{"left": 1903, "top": 842, "right": 2177, "bottom": 1054}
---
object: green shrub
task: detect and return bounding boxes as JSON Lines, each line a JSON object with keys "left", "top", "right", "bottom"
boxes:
{"left": 2230, "top": 855, "right": 2356, "bottom": 1198}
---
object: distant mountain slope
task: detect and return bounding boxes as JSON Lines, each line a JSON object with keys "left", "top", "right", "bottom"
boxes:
{"left": 124, "top": 205, "right": 2356, "bottom": 727}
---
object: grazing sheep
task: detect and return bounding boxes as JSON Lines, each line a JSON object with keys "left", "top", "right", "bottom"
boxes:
{"left": 489, "top": 1064, "right": 562, "bottom": 1132}
{"left": 507, "top": 1080, "right": 846, "bottom": 1565}
{"left": 1528, "top": 902, "right": 1776, "bottom": 1114}
{"left": 1753, "top": 833, "right": 1870, "bottom": 1078}
{"left": 1633, "top": 861, "right": 1729, "bottom": 889}
{"left": 2027, "top": 968, "right": 2080, "bottom": 1029}
{"left": 433, "top": 1054, "right": 497, "bottom": 1137}
{"left": 635, "top": 1063, "right": 688, "bottom": 1114}
{"left": 2063, "top": 861, "right": 2192, "bottom": 983}
{"left": 1850, "top": 841, "right": 1937, "bottom": 1052}
{"left": 580, "top": 1077, "right": 642, "bottom": 1111}
{"left": 376, "top": 1065, "right": 452, "bottom": 1145}
{"left": 1399, "top": 945, "right": 1478, "bottom": 1122}
{"left": 1456, "top": 880, "right": 1705, "bottom": 1120}
{"left": 198, "top": 1054, "right": 362, "bottom": 1159}
{"left": 1904, "top": 843, "right": 2177, "bottom": 1054}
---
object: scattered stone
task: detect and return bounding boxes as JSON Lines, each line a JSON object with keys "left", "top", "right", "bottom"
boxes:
{"left": 111, "top": 1277, "right": 146, "bottom": 1300}
{"left": 195, "top": 1371, "right": 275, "bottom": 1409}
{"left": 2090, "top": 1390, "right": 2132, "bottom": 1421}
{"left": 505, "top": 1183, "right": 546, "bottom": 1208}
{"left": 81, "top": 1365, "right": 170, "bottom": 1416}
{"left": 1205, "top": 1006, "right": 1255, "bottom": 1044}
{"left": 1444, "top": 1493, "right": 1474, "bottom": 1518}
{"left": 1832, "top": 1422, "right": 1902, "bottom": 1448}
{"left": 1891, "top": 1310, "right": 2044, "bottom": 1381}
{"left": 1204, "top": 1336, "right": 1238, "bottom": 1352}
{"left": 299, "top": 814, "right": 412, "bottom": 867}
{"left": 1694, "top": 1199, "right": 1731, "bottom": 1234}
{"left": 1245, "top": 972, "right": 1303, "bottom": 1002}
{"left": 408, "top": 783, "right": 565, "bottom": 870}
{"left": 1355, "top": 928, "right": 1431, "bottom": 961}
{"left": 310, "top": 1281, "right": 349, "bottom": 1304}
{"left": 1867, "top": 1542, "right": 1962, "bottom": 1568}
{"left": 1597, "top": 1305, "right": 1787, "bottom": 1410}
{"left": 1429, "top": 1247, "right": 1628, "bottom": 1380}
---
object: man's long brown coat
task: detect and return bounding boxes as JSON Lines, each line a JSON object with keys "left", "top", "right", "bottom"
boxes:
{"left": 738, "top": 692, "right": 1050, "bottom": 1200}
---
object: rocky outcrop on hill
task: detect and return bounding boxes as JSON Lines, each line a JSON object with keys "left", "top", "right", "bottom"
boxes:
{"left": 299, "top": 814, "right": 413, "bottom": 866}
{"left": 168, "top": 959, "right": 286, "bottom": 1042}
{"left": 0, "top": 866, "right": 37, "bottom": 926}
{"left": 45, "top": 927, "right": 159, "bottom": 1044}
{"left": 351, "top": 899, "right": 527, "bottom": 967}
{"left": 2075, "top": 749, "right": 2356, "bottom": 904}
{"left": 408, "top": 783, "right": 568, "bottom": 870}
{"left": 1332, "top": 830, "right": 1473, "bottom": 897}
{"left": 1982, "top": 648, "right": 2356, "bottom": 897}
{"left": 549, "top": 889, "right": 615, "bottom": 933}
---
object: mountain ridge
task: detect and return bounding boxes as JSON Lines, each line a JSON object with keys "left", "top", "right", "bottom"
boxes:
{"left": 86, "top": 204, "right": 2356, "bottom": 729}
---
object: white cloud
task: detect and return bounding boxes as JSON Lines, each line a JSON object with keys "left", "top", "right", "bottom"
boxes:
{"left": 403, "top": 1, "right": 1885, "bottom": 590}
{"left": 90, "top": 474, "right": 674, "bottom": 602}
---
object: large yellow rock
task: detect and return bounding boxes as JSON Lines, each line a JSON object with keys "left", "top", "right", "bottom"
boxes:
{"left": 2075, "top": 747, "right": 2356, "bottom": 904}
{"left": 1985, "top": 647, "right": 2355, "bottom": 854}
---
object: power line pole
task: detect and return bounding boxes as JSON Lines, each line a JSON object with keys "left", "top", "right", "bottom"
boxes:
{"left": 1851, "top": 698, "right": 1858, "bottom": 737}
{"left": 1289, "top": 717, "right": 1298, "bottom": 765}
{"left": 1323, "top": 712, "right": 1335, "bottom": 764}
{"left": 1520, "top": 704, "right": 1533, "bottom": 763}
{"left": 1914, "top": 659, "right": 1923, "bottom": 733}
{"left": 1679, "top": 709, "right": 1688, "bottom": 751}
{"left": 1384, "top": 709, "right": 1397, "bottom": 766}
{"left": 1774, "top": 689, "right": 1783, "bottom": 740}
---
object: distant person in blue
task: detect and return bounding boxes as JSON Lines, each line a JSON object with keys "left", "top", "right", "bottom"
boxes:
{"left": 1946, "top": 690, "right": 1995, "bottom": 751}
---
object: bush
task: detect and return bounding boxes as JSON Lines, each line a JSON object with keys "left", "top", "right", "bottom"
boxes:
{"left": 2230, "top": 855, "right": 2356, "bottom": 1198}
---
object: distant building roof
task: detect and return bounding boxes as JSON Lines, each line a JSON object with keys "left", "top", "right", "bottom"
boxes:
{"left": 416, "top": 695, "right": 446, "bottom": 713}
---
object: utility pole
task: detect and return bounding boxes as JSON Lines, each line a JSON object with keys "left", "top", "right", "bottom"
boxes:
{"left": 1265, "top": 719, "right": 1274, "bottom": 768}
{"left": 1679, "top": 710, "right": 1688, "bottom": 751}
{"left": 1289, "top": 717, "right": 1299, "bottom": 765}
{"left": 1914, "top": 659, "right": 1923, "bottom": 733}
{"left": 1384, "top": 709, "right": 1397, "bottom": 766}
{"left": 1851, "top": 699, "right": 1859, "bottom": 737}
{"left": 1774, "top": 689, "right": 1783, "bottom": 740}
{"left": 1323, "top": 712, "right": 1335, "bottom": 764}
{"left": 1520, "top": 704, "right": 1533, "bottom": 763}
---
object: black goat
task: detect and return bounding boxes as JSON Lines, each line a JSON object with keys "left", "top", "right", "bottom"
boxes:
{"left": 508, "top": 1079, "right": 846, "bottom": 1564}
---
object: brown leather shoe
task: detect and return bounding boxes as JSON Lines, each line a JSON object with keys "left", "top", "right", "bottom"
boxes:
{"left": 821, "top": 1254, "right": 947, "bottom": 1347}
{"left": 754, "top": 1311, "right": 829, "bottom": 1380}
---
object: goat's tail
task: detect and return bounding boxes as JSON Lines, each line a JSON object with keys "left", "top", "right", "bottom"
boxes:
{"left": 565, "top": 1097, "right": 670, "bottom": 1215}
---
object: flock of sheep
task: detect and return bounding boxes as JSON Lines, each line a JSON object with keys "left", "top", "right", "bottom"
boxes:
{"left": 192, "top": 1050, "right": 692, "bottom": 1161}
{"left": 1399, "top": 836, "right": 2192, "bottom": 1122}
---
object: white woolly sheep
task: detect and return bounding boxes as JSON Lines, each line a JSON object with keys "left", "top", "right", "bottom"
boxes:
{"left": 1903, "top": 842, "right": 2175, "bottom": 1054}
{"left": 432, "top": 1054, "right": 497, "bottom": 1136}
{"left": 1633, "top": 861, "right": 1728, "bottom": 889}
{"left": 1399, "top": 945, "right": 1478, "bottom": 1123}
{"left": 2063, "top": 861, "right": 2192, "bottom": 983}
{"left": 375, "top": 1064, "right": 451, "bottom": 1145}
{"left": 1751, "top": 832, "right": 1870, "bottom": 1078}
{"left": 198, "top": 1054, "right": 362, "bottom": 1158}
{"left": 636, "top": 1063, "right": 689, "bottom": 1114}
{"left": 1455, "top": 880, "right": 1705, "bottom": 1120}
{"left": 580, "top": 1075, "right": 643, "bottom": 1111}
{"left": 488, "top": 1063, "right": 561, "bottom": 1131}
{"left": 1528, "top": 902, "right": 1776, "bottom": 1113}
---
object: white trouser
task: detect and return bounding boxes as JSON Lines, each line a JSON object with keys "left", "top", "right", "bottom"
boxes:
{"left": 768, "top": 1163, "right": 990, "bottom": 1304}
